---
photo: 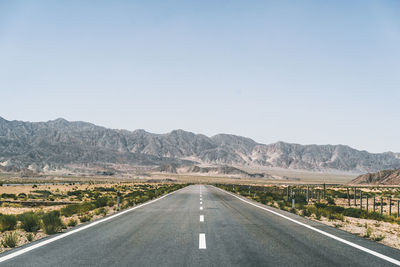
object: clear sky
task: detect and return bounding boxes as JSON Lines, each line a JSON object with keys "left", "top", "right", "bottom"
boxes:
{"left": 1, "top": 1, "right": 399, "bottom": 153}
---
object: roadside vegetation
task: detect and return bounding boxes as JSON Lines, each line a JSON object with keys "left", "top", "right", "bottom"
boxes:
{"left": 216, "top": 184, "right": 400, "bottom": 249}
{"left": 0, "top": 182, "right": 186, "bottom": 252}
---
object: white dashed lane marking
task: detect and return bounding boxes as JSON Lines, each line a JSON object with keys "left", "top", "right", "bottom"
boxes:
{"left": 199, "top": 233, "right": 206, "bottom": 249}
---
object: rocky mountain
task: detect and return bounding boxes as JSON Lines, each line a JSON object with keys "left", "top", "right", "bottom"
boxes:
{"left": 1, "top": 116, "right": 400, "bottom": 173}
{"left": 350, "top": 168, "right": 400, "bottom": 185}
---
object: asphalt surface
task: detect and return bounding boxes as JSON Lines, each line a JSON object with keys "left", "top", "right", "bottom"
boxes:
{"left": 1, "top": 185, "right": 400, "bottom": 266}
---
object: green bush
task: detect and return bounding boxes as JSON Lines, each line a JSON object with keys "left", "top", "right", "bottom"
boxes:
{"left": 79, "top": 214, "right": 91, "bottom": 223}
{"left": 343, "top": 208, "right": 362, "bottom": 218}
{"left": 95, "top": 207, "right": 107, "bottom": 216}
{"left": 67, "top": 190, "right": 84, "bottom": 196}
{"left": 364, "top": 227, "right": 373, "bottom": 238}
{"left": 302, "top": 208, "right": 312, "bottom": 217}
{"left": 364, "top": 211, "right": 384, "bottom": 221}
{"left": 18, "top": 193, "right": 27, "bottom": 198}
{"left": 61, "top": 204, "right": 80, "bottom": 217}
{"left": 1, "top": 232, "right": 18, "bottom": 248}
{"left": 61, "top": 202, "right": 95, "bottom": 217}
{"left": 94, "top": 187, "right": 116, "bottom": 192}
{"left": 1, "top": 193, "right": 17, "bottom": 200}
{"left": 0, "top": 215, "right": 17, "bottom": 232}
{"left": 42, "top": 211, "right": 63, "bottom": 234}
{"left": 31, "top": 190, "right": 52, "bottom": 197}
{"left": 94, "top": 196, "right": 111, "bottom": 208}
{"left": 277, "top": 201, "right": 286, "bottom": 210}
{"left": 315, "top": 210, "right": 321, "bottom": 220}
{"left": 67, "top": 219, "right": 77, "bottom": 227}
{"left": 26, "top": 232, "right": 34, "bottom": 242}
{"left": 326, "top": 197, "right": 335, "bottom": 205}
{"left": 326, "top": 205, "right": 345, "bottom": 214}
{"left": 19, "top": 212, "right": 41, "bottom": 232}
{"left": 372, "top": 234, "right": 385, "bottom": 241}
{"left": 314, "top": 203, "right": 327, "bottom": 209}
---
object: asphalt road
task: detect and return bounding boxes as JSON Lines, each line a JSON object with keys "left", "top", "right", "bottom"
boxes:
{"left": 1, "top": 185, "right": 400, "bottom": 266}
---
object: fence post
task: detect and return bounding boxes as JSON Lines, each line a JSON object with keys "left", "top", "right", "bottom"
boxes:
{"left": 380, "top": 197, "right": 383, "bottom": 215}
{"left": 292, "top": 192, "right": 295, "bottom": 209}
{"left": 360, "top": 191, "right": 363, "bottom": 210}
{"left": 373, "top": 196, "right": 375, "bottom": 212}
{"left": 397, "top": 200, "right": 399, "bottom": 218}
{"left": 117, "top": 189, "right": 121, "bottom": 208}
{"left": 389, "top": 197, "right": 392, "bottom": 216}
{"left": 287, "top": 186, "right": 290, "bottom": 201}
{"left": 347, "top": 188, "right": 350, "bottom": 206}
{"left": 366, "top": 195, "right": 369, "bottom": 212}
{"left": 306, "top": 186, "right": 309, "bottom": 203}
{"left": 354, "top": 187, "right": 356, "bottom": 206}
{"left": 323, "top": 183, "right": 326, "bottom": 199}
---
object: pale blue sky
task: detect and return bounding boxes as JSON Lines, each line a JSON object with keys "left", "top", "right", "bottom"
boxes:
{"left": 1, "top": 1, "right": 399, "bottom": 153}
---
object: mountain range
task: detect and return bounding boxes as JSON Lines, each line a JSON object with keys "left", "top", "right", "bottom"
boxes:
{"left": 1, "top": 116, "right": 400, "bottom": 173}
{"left": 351, "top": 168, "right": 400, "bottom": 185}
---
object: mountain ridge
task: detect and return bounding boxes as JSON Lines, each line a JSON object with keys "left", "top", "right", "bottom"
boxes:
{"left": 351, "top": 168, "right": 400, "bottom": 185}
{"left": 1, "top": 117, "right": 400, "bottom": 173}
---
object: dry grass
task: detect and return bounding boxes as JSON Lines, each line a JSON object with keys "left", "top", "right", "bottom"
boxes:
{"left": 0, "top": 229, "right": 46, "bottom": 253}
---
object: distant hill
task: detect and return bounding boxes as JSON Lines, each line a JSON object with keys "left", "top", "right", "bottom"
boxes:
{"left": 183, "top": 165, "right": 265, "bottom": 178}
{"left": 1, "top": 116, "right": 400, "bottom": 173}
{"left": 350, "top": 168, "right": 400, "bottom": 185}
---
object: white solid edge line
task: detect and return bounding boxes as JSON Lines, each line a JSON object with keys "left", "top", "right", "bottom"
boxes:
{"left": 199, "top": 233, "right": 206, "bottom": 249}
{"left": 200, "top": 215, "right": 204, "bottom": 222}
{"left": 0, "top": 187, "right": 186, "bottom": 263}
{"left": 215, "top": 187, "right": 400, "bottom": 266}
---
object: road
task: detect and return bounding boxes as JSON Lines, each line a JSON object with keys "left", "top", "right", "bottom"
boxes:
{"left": 1, "top": 185, "right": 400, "bottom": 266}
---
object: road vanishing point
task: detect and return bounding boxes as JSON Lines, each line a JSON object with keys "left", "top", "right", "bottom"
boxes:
{"left": 1, "top": 185, "right": 400, "bottom": 266}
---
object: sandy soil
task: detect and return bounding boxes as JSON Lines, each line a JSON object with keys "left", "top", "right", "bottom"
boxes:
{"left": 309, "top": 215, "right": 400, "bottom": 250}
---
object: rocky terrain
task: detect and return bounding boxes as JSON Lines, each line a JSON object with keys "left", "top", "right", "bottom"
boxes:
{"left": 351, "top": 168, "right": 400, "bottom": 185}
{"left": 1, "top": 117, "right": 400, "bottom": 173}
